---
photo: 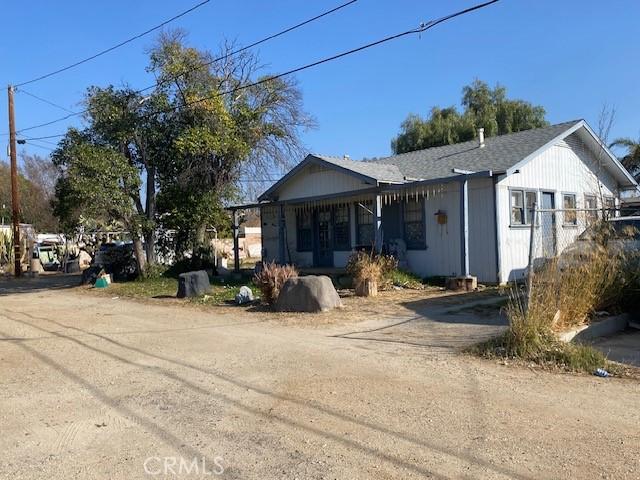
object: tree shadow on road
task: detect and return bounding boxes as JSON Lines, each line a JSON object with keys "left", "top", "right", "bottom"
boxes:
{"left": 2, "top": 308, "right": 535, "bottom": 480}
{"left": 0, "top": 273, "right": 81, "bottom": 296}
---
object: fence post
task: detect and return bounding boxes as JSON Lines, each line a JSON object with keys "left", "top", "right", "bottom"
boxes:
{"left": 525, "top": 203, "right": 537, "bottom": 308}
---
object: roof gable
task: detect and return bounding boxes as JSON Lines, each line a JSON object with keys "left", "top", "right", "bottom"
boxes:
{"left": 258, "top": 154, "right": 403, "bottom": 201}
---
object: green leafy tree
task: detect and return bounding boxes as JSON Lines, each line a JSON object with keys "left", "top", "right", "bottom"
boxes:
{"left": 52, "top": 130, "right": 145, "bottom": 270}
{"left": 148, "top": 32, "right": 312, "bottom": 254}
{"left": 392, "top": 80, "right": 549, "bottom": 154}
{"left": 0, "top": 160, "right": 58, "bottom": 231}
{"left": 52, "top": 30, "right": 312, "bottom": 272}
{"left": 609, "top": 136, "right": 640, "bottom": 180}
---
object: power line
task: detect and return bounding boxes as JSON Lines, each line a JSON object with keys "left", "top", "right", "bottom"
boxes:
{"left": 16, "top": 88, "right": 77, "bottom": 114}
{"left": 10, "top": 0, "right": 499, "bottom": 137}
{"left": 140, "top": 0, "right": 500, "bottom": 121}
{"left": 21, "top": 141, "right": 54, "bottom": 152}
{"left": 25, "top": 138, "right": 58, "bottom": 147}
{"left": 14, "top": 0, "right": 212, "bottom": 87}
{"left": 16, "top": 112, "right": 80, "bottom": 134}
{"left": 135, "top": 0, "right": 359, "bottom": 95}
{"left": 6, "top": 0, "right": 358, "bottom": 135}
{"left": 21, "top": 134, "right": 67, "bottom": 141}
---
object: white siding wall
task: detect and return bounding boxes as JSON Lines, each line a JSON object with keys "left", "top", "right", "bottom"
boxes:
{"left": 468, "top": 177, "right": 498, "bottom": 282}
{"left": 406, "top": 183, "right": 462, "bottom": 279}
{"left": 404, "top": 179, "right": 497, "bottom": 283}
{"left": 497, "top": 133, "right": 619, "bottom": 282}
{"left": 276, "top": 164, "right": 373, "bottom": 200}
{"left": 264, "top": 180, "right": 497, "bottom": 282}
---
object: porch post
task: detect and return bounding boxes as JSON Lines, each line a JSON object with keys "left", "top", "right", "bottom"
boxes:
{"left": 278, "top": 204, "right": 286, "bottom": 264}
{"left": 374, "top": 194, "right": 383, "bottom": 253}
{"left": 232, "top": 209, "right": 240, "bottom": 272}
{"left": 460, "top": 178, "right": 470, "bottom": 276}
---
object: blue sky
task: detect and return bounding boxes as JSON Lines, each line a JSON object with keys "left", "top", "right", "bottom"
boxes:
{"left": 2, "top": 0, "right": 639, "bottom": 166}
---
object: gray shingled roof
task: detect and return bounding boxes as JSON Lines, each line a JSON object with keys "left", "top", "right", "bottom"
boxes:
{"left": 312, "top": 154, "right": 405, "bottom": 182}
{"left": 369, "top": 120, "right": 582, "bottom": 180}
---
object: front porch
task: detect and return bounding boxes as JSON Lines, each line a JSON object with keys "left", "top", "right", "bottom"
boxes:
{"left": 230, "top": 170, "right": 491, "bottom": 280}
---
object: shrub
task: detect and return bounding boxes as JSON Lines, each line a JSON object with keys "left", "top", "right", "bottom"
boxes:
{"left": 346, "top": 251, "right": 397, "bottom": 291}
{"left": 253, "top": 261, "right": 298, "bottom": 306}
{"left": 144, "top": 263, "right": 169, "bottom": 279}
{"left": 385, "top": 268, "right": 423, "bottom": 289}
{"left": 470, "top": 220, "right": 640, "bottom": 373}
{"left": 526, "top": 220, "right": 640, "bottom": 331}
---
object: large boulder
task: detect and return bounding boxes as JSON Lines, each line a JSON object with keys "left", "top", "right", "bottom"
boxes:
{"left": 177, "top": 270, "right": 211, "bottom": 298}
{"left": 275, "top": 275, "right": 343, "bottom": 313}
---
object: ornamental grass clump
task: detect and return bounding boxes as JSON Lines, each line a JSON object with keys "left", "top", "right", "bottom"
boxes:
{"left": 253, "top": 261, "right": 298, "bottom": 306}
{"left": 471, "top": 219, "right": 640, "bottom": 374}
{"left": 346, "top": 250, "right": 397, "bottom": 296}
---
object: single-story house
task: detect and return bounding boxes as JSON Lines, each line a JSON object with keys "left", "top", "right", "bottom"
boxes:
{"left": 247, "top": 120, "right": 638, "bottom": 283}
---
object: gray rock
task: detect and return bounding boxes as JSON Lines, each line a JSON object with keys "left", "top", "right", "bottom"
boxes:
{"left": 177, "top": 270, "right": 211, "bottom": 298}
{"left": 275, "top": 275, "right": 343, "bottom": 313}
{"left": 235, "top": 285, "right": 254, "bottom": 305}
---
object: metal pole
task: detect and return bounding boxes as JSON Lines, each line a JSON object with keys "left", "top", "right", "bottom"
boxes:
{"left": 373, "top": 194, "right": 383, "bottom": 253}
{"left": 8, "top": 85, "right": 21, "bottom": 277}
{"left": 525, "top": 203, "right": 537, "bottom": 307}
{"left": 460, "top": 177, "right": 470, "bottom": 277}
{"left": 232, "top": 210, "right": 240, "bottom": 272}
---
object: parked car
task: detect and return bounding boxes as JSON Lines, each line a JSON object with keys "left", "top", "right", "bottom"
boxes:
{"left": 558, "top": 216, "right": 640, "bottom": 270}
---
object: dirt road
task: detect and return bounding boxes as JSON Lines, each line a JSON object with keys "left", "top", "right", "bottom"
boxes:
{"left": 1, "top": 282, "right": 638, "bottom": 479}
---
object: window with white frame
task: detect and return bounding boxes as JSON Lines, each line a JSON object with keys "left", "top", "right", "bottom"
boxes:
{"left": 584, "top": 194, "right": 598, "bottom": 224}
{"left": 563, "top": 193, "right": 577, "bottom": 225}
{"left": 510, "top": 189, "right": 537, "bottom": 225}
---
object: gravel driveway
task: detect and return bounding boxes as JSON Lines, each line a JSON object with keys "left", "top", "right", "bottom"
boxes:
{"left": 0, "top": 279, "right": 638, "bottom": 479}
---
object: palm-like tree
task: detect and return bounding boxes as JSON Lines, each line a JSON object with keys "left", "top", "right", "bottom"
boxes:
{"left": 609, "top": 137, "right": 640, "bottom": 180}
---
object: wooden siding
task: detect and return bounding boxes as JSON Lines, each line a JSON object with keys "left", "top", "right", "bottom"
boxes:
{"left": 261, "top": 206, "right": 278, "bottom": 263}
{"left": 497, "top": 132, "right": 619, "bottom": 282}
{"left": 403, "top": 178, "right": 497, "bottom": 283}
{"left": 262, "top": 180, "right": 498, "bottom": 282}
{"left": 275, "top": 164, "right": 373, "bottom": 201}
{"left": 468, "top": 177, "right": 498, "bottom": 282}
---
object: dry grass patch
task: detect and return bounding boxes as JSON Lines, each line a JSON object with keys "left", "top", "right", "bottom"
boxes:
{"left": 253, "top": 261, "right": 298, "bottom": 306}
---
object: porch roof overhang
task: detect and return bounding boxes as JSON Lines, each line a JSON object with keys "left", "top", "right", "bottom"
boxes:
{"left": 228, "top": 169, "right": 494, "bottom": 210}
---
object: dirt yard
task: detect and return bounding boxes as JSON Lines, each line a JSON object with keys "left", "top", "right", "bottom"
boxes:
{"left": 1, "top": 276, "right": 639, "bottom": 479}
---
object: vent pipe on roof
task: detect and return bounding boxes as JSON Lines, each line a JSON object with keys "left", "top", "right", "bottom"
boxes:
{"left": 343, "top": 154, "right": 350, "bottom": 161}
{"left": 478, "top": 128, "right": 485, "bottom": 148}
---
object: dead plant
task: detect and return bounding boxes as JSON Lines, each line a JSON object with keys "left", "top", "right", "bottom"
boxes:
{"left": 253, "top": 261, "right": 298, "bottom": 306}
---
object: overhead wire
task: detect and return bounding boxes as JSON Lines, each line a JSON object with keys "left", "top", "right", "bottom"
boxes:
{"left": 10, "top": 0, "right": 499, "bottom": 138}
{"left": 137, "top": 0, "right": 500, "bottom": 121}
{"left": 5, "top": 0, "right": 358, "bottom": 136}
{"left": 14, "top": 0, "right": 212, "bottom": 87}
{"left": 16, "top": 88, "right": 77, "bottom": 114}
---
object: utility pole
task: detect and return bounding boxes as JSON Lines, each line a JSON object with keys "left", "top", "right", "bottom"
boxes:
{"left": 8, "top": 85, "right": 21, "bottom": 277}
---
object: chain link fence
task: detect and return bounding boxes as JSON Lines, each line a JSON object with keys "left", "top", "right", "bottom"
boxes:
{"left": 527, "top": 207, "right": 638, "bottom": 273}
